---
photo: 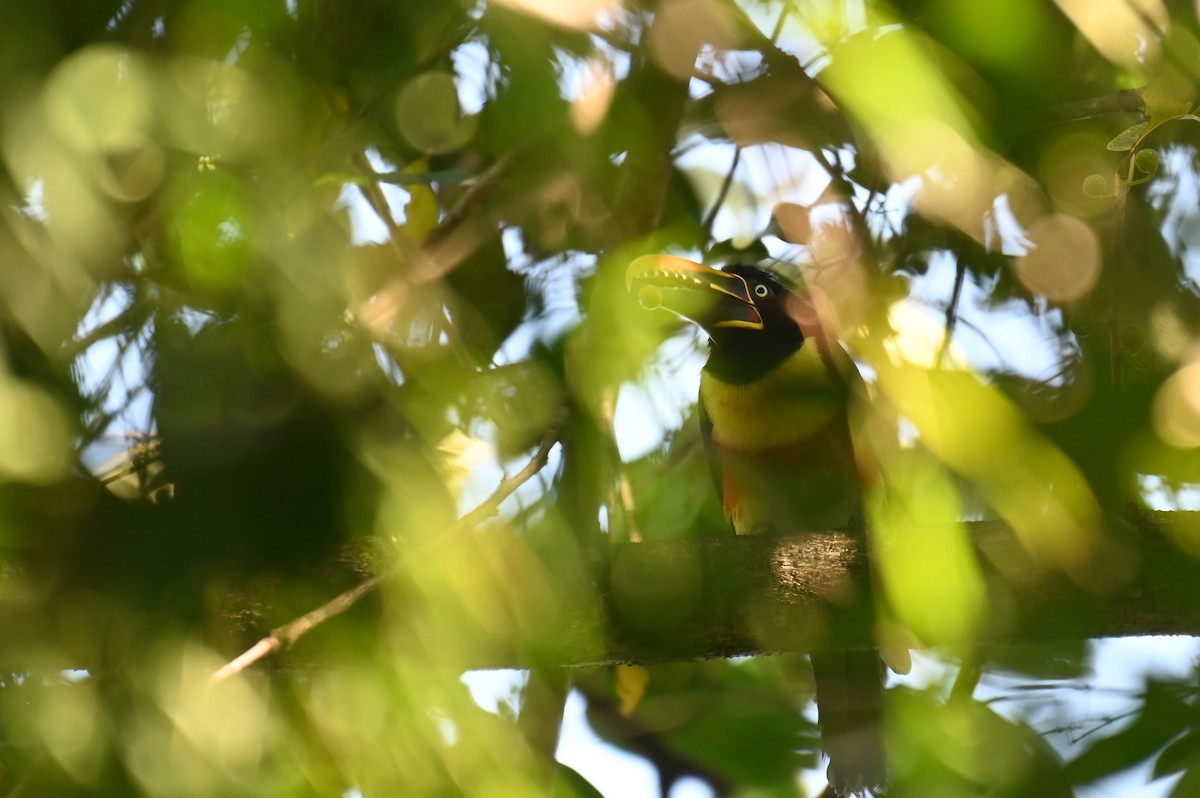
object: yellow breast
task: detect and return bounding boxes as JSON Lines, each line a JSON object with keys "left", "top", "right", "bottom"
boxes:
{"left": 700, "top": 343, "right": 846, "bottom": 449}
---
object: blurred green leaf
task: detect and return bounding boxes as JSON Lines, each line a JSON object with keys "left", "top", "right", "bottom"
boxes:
{"left": 556, "top": 763, "right": 607, "bottom": 798}
{"left": 1156, "top": 728, "right": 1200, "bottom": 778}
{"left": 1170, "top": 764, "right": 1200, "bottom": 798}
{"left": 4, "top": 1, "right": 1200, "bottom": 796}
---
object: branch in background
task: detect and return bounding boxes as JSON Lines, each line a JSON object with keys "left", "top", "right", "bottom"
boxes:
{"left": 1043, "top": 89, "right": 1144, "bottom": 124}
{"left": 353, "top": 145, "right": 527, "bottom": 338}
{"left": 455, "top": 407, "right": 566, "bottom": 529}
{"left": 608, "top": 13, "right": 696, "bottom": 244}
{"left": 423, "top": 146, "right": 521, "bottom": 252}
{"left": 519, "top": 667, "right": 572, "bottom": 789}
{"left": 212, "top": 410, "right": 567, "bottom": 682}
{"left": 352, "top": 150, "right": 423, "bottom": 270}
{"left": 576, "top": 676, "right": 737, "bottom": 798}
{"left": 211, "top": 573, "right": 382, "bottom": 683}
{"left": 702, "top": 146, "right": 742, "bottom": 236}
{"left": 937, "top": 256, "right": 967, "bottom": 367}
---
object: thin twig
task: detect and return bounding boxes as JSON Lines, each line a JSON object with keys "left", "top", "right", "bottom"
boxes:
{"left": 937, "top": 256, "right": 967, "bottom": 367}
{"left": 768, "top": 3, "right": 792, "bottom": 43}
{"left": 811, "top": 147, "right": 873, "bottom": 246}
{"left": 702, "top": 146, "right": 741, "bottom": 236}
{"left": 60, "top": 297, "right": 148, "bottom": 361}
{"left": 210, "top": 574, "right": 382, "bottom": 683}
{"left": 424, "top": 147, "right": 521, "bottom": 250}
{"left": 1065, "top": 708, "right": 1142, "bottom": 745}
{"left": 353, "top": 146, "right": 525, "bottom": 335}
{"left": 1042, "top": 90, "right": 1144, "bottom": 124}
{"left": 352, "top": 151, "right": 423, "bottom": 271}
{"left": 456, "top": 408, "right": 566, "bottom": 529}
{"left": 212, "top": 409, "right": 567, "bottom": 683}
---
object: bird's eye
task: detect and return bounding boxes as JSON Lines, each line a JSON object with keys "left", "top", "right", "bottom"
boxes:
{"left": 753, "top": 283, "right": 770, "bottom": 298}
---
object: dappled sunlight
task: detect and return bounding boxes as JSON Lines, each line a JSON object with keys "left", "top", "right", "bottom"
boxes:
{"left": 1053, "top": 0, "right": 1166, "bottom": 66}
{"left": 568, "top": 56, "right": 617, "bottom": 135}
{"left": 871, "top": 363, "right": 1103, "bottom": 585}
{"left": 141, "top": 644, "right": 269, "bottom": 795}
{"left": 2, "top": 1, "right": 1200, "bottom": 796}
{"left": 884, "top": 299, "right": 958, "bottom": 369}
{"left": 491, "top": 0, "right": 624, "bottom": 31}
{"left": 816, "top": 20, "right": 996, "bottom": 229}
{"left": 648, "top": 0, "right": 743, "bottom": 80}
{"left": 867, "top": 453, "right": 985, "bottom": 647}
{"left": 25, "top": 672, "right": 103, "bottom": 783}
{"left": 0, "top": 375, "right": 73, "bottom": 483}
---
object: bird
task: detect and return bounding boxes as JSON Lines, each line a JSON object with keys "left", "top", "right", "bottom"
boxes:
{"left": 627, "top": 253, "right": 888, "bottom": 797}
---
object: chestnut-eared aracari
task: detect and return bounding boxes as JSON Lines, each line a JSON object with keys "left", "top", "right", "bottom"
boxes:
{"left": 627, "top": 254, "right": 887, "bottom": 797}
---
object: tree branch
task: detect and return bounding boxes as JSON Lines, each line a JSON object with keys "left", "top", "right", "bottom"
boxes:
{"left": 215, "top": 488, "right": 1200, "bottom": 677}
{"left": 212, "top": 410, "right": 567, "bottom": 682}
{"left": 446, "top": 513, "right": 1200, "bottom": 669}
{"left": 702, "top": 146, "right": 741, "bottom": 236}
{"left": 576, "top": 675, "right": 738, "bottom": 797}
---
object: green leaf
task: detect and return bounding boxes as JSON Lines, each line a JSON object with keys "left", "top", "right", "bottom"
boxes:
{"left": 666, "top": 670, "right": 817, "bottom": 784}
{"left": 1156, "top": 730, "right": 1200, "bottom": 778}
{"left": 1108, "top": 122, "right": 1149, "bottom": 151}
{"left": 1169, "top": 763, "right": 1200, "bottom": 798}
{"left": 1141, "top": 69, "right": 1196, "bottom": 123}
{"left": 891, "top": 686, "right": 1071, "bottom": 796}
{"left": 556, "top": 763, "right": 608, "bottom": 798}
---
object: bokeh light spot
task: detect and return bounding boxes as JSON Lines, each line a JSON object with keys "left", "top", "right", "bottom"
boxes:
{"left": 0, "top": 378, "right": 74, "bottom": 483}
{"left": 44, "top": 45, "right": 153, "bottom": 156}
{"left": 396, "top": 72, "right": 478, "bottom": 155}
{"left": 1016, "top": 213, "right": 1100, "bottom": 302}
{"left": 1153, "top": 360, "right": 1200, "bottom": 448}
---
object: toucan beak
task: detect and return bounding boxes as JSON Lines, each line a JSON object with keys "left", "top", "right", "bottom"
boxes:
{"left": 626, "top": 255, "right": 764, "bottom": 332}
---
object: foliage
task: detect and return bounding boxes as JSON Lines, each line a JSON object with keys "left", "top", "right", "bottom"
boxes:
{"left": 2, "top": 0, "right": 1200, "bottom": 796}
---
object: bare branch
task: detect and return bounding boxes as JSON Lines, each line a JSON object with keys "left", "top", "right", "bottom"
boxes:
{"left": 211, "top": 575, "right": 381, "bottom": 683}
{"left": 456, "top": 408, "right": 566, "bottom": 529}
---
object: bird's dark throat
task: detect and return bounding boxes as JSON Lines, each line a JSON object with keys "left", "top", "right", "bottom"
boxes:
{"left": 703, "top": 326, "right": 806, "bottom": 385}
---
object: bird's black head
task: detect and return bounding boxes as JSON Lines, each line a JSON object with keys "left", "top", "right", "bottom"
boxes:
{"left": 627, "top": 255, "right": 807, "bottom": 385}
